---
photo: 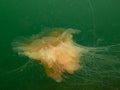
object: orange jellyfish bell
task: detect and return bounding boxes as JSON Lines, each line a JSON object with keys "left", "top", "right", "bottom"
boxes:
{"left": 13, "top": 28, "right": 87, "bottom": 82}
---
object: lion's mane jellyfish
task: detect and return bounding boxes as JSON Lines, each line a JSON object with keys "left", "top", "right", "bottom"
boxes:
{"left": 13, "top": 28, "right": 120, "bottom": 84}
{"left": 13, "top": 28, "right": 88, "bottom": 82}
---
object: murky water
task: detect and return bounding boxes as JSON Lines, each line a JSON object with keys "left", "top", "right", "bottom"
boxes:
{"left": 0, "top": 0, "right": 120, "bottom": 90}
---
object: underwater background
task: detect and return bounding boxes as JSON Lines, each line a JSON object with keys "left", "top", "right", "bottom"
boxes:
{"left": 0, "top": 0, "right": 120, "bottom": 90}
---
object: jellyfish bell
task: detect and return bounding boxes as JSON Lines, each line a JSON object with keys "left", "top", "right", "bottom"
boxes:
{"left": 13, "top": 28, "right": 87, "bottom": 82}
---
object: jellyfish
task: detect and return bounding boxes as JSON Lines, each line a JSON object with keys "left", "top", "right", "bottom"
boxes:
{"left": 12, "top": 28, "right": 120, "bottom": 84}
{"left": 12, "top": 28, "right": 87, "bottom": 82}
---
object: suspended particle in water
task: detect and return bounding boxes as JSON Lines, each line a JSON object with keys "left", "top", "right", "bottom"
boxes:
{"left": 12, "top": 28, "right": 120, "bottom": 84}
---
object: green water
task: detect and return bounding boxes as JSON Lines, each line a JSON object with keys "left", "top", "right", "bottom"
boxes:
{"left": 0, "top": 0, "right": 120, "bottom": 90}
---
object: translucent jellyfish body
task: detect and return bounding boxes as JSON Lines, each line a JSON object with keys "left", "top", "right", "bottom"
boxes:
{"left": 12, "top": 28, "right": 120, "bottom": 84}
